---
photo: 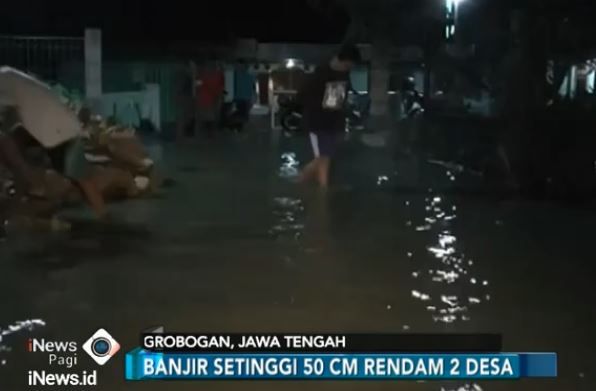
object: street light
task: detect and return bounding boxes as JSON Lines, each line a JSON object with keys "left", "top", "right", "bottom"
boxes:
{"left": 446, "top": 0, "right": 464, "bottom": 10}
{"left": 445, "top": 0, "right": 464, "bottom": 39}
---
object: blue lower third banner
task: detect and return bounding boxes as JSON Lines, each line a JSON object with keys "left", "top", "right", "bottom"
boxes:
{"left": 125, "top": 350, "right": 557, "bottom": 380}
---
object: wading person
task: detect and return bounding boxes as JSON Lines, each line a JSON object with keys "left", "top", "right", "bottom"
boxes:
{"left": 298, "top": 44, "right": 361, "bottom": 187}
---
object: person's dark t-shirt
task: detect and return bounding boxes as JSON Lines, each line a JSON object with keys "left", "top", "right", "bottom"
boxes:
{"left": 299, "top": 64, "right": 351, "bottom": 133}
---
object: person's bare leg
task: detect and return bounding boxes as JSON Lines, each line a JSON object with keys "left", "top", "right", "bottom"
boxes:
{"left": 299, "top": 158, "right": 320, "bottom": 183}
{"left": 316, "top": 157, "right": 331, "bottom": 187}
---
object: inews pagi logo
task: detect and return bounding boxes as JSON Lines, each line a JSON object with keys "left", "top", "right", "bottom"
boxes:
{"left": 27, "top": 329, "right": 120, "bottom": 365}
{"left": 27, "top": 329, "right": 120, "bottom": 368}
{"left": 26, "top": 329, "right": 120, "bottom": 386}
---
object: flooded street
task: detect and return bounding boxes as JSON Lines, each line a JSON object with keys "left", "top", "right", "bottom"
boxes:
{"left": 1, "top": 130, "right": 595, "bottom": 391}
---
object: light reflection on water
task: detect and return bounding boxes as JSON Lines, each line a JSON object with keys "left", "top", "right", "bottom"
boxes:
{"left": 441, "top": 384, "right": 483, "bottom": 391}
{"left": 403, "top": 166, "right": 488, "bottom": 391}
{"left": 0, "top": 319, "right": 46, "bottom": 364}
{"left": 377, "top": 175, "right": 390, "bottom": 186}
{"left": 370, "top": 163, "right": 488, "bottom": 391}
{"left": 407, "top": 169, "right": 491, "bottom": 325}
{"left": 268, "top": 197, "right": 305, "bottom": 241}
{"left": 271, "top": 153, "right": 306, "bottom": 241}
{"left": 279, "top": 152, "right": 300, "bottom": 179}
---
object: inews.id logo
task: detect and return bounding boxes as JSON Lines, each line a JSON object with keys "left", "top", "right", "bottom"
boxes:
{"left": 82, "top": 329, "right": 120, "bottom": 365}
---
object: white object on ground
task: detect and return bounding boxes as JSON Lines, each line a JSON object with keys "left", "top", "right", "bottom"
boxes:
{"left": 141, "top": 158, "right": 154, "bottom": 169}
{"left": 134, "top": 176, "right": 150, "bottom": 191}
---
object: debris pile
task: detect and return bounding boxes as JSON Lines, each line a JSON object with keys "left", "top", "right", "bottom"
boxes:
{"left": 0, "top": 67, "right": 164, "bottom": 232}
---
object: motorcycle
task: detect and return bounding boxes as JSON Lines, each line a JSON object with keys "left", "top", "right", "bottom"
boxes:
{"left": 278, "top": 92, "right": 369, "bottom": 133}
{"left": 400, "top": 76, "right": 425, "bottom": 119}
{"left": 396, "top": 77, "right": 425, "bottom": 155}
{"left": 219, "top": 91, "right": 247, "bottom": 132}
{"left": 278, "top": 95, "right": 303, "bottom": 132}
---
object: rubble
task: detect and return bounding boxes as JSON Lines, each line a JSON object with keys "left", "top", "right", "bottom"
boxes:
{"left": 0, "top": 72, "right": 165, "bottom": 232}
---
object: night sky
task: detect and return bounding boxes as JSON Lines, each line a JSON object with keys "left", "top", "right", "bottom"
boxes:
{"left": 3, "top": 0, "right": 351, "bottom": 43}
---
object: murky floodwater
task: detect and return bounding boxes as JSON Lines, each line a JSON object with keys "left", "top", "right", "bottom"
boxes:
{"left": 0, "top": 129, "right": 595, "bottom": 390}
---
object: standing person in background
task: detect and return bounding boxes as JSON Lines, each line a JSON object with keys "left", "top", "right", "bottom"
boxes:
{"left": 298, "top": 44, "right": 361, "bottom": 187}
{"left": 176, "top": 61, "right": 196, "bottom": 141}
{"left": 196, "top": 58, "right": 225, "bottom": 138}
{"left": 234, "top": 61, "right": 256, "bottom": 131}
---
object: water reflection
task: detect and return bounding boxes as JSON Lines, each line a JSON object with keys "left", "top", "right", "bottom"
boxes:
{"left": 441, "top": 384, "right": 483, "bottom": 391}
{"left": 384, "top": 161, "right": 488, "bottom": 391}
{"left": 0, "top": 319, "right": 45, "bottom": 364}
{"left": 271, "top": 152, "right": 308, "bottom": 241}
{"left": 377, "top": 175, "right": 390, "bottom": 186}
{"left": 279, "top": 152, "right": 300, "bottom": 179}
{"left": 269, "top": 197, "right": 305, "bottom": 240}
{"left": 408, "top": 169, "right": 491, "bottom": 325}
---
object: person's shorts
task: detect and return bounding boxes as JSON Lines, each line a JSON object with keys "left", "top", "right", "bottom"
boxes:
{"left": 309, "top": 131, "right": 339, "bottom": 158}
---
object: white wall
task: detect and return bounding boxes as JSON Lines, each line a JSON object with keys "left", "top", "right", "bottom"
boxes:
{"left": 97, "top": 84, "right": 161, "bottom": 130}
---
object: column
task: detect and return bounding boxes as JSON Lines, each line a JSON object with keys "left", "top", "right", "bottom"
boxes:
{"left": 368, "top": 54, "right": 391, "bottom": 131}
{"left": 84, "top": 28, "right": 102, "bottom": 110}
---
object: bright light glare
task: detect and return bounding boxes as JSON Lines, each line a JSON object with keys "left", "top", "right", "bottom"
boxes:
{"left": 286, "top": 59, "right": 296, "bottom": 69}
{"left": 446, "top": 0, "right": 464, "bottom": 10}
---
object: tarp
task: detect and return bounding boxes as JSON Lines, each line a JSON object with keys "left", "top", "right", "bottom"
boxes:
{"left": 0, "top": 66, "right": 80, "bottom": 148}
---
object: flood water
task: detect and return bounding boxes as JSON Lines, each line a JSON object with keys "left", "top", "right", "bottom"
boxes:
{"left": 0, "top": 128, "right": 595, "bottom": 390}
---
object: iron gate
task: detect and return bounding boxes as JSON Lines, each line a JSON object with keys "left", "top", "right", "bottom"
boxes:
{"left": 0, "top": 35, "right": 85, "bottom": 90}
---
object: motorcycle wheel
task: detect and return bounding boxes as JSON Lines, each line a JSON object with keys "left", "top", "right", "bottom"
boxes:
{"left": 281, "top": 113, "right": 301, "bottom": 132}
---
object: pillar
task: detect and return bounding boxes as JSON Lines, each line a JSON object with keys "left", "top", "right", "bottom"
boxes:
{"left": 84, "top": 28, "right": 102, "bottom": 109}
{"left": 368, "top": 53, "right": 392, "bottom": 131}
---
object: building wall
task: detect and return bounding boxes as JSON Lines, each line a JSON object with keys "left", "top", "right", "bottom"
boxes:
{"left": 351, "top": 66, "right": 369, "bottom": 93}
{"left": 102, "top": 61, "right": 182, "bottom": 135}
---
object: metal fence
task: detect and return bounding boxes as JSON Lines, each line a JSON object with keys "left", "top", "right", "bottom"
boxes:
{"left": 0, "top": 35, "right": 85, "bottom": 90}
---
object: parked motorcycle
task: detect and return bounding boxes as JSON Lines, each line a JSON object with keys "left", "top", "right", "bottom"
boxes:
{"left": 219, "top": 101, "right": 245, "bottom": 132}
{"left": 278, "top": 95, "right": 303, "bottom": 132}
{"left": 401, "top": 77, "right": 425, "bottom": 119}
{"left": 395, "top": 77, "right": 425, "bottom": 155}
{"left": 278, "top": 92, "right": 369, "bottom": 133}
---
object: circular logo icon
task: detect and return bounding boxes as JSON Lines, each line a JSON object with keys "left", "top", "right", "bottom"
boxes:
{"left": 91, "top": 337, "right": 111, "bottom": 357}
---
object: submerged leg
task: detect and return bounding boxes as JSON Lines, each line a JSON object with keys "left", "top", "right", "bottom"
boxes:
{"left": 316, "top": 157, "right": 331, "bottom": 188}
{"left": 299, "top": 158, "right": 320, "bottom": 184}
